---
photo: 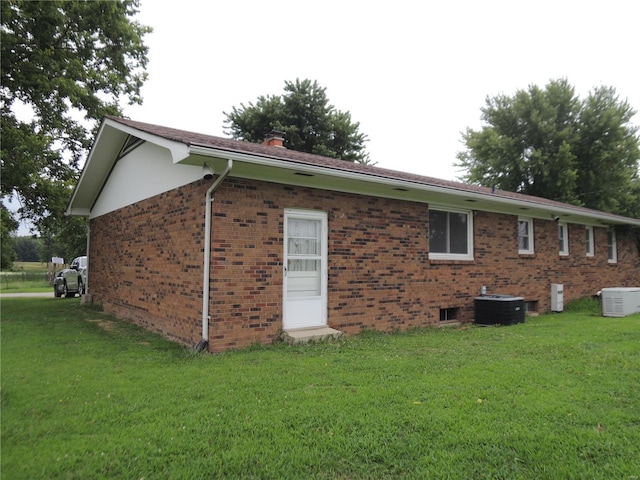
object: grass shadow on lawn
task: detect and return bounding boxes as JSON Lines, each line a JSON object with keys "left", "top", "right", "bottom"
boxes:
{"left": 1, "top": 297, "right": 639, "bottom": 479}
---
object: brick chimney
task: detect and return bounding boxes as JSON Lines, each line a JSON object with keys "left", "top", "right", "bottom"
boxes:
{"left": 262, "top": 130, "right": 286, "bottom": 148}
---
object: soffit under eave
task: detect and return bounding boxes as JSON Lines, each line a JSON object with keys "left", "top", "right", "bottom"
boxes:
{"left": 67, "top": 120, "right": 192, "bottom": 215}
{"left": 203, "top": 154, "right": 638, "bottom": 227}
{"left": 67, "top": 122, "right": 126, "bottom": 215}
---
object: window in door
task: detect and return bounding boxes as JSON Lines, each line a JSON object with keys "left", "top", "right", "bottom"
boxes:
{"left": 286, "top": 218, "right": 322, "bottom": 297}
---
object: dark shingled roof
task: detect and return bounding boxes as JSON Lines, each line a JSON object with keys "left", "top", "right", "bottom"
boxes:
{"left": 106, "top": 115, "right": 639, "bottom": 223}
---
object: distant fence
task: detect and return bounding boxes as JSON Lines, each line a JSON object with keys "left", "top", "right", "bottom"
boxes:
{"left": 1, "top": 272, "right": 48, "bottom": 281}
{"left": 1, "top": 271, "right": 48, "bottom": 288}
{"left": 1, "top": 263, "right": 68, "bottom": 288}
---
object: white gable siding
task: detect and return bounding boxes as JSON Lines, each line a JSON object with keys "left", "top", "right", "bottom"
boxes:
{"left": 90, "top": 142, "right": 202, "bottom": 218}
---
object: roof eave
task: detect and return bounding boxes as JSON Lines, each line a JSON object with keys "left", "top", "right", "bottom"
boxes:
{"left": 188, "top": 145, "right": 640, "bottom": 227}
{"left": 66, "top": 118, "right": 191, "bottom": 216}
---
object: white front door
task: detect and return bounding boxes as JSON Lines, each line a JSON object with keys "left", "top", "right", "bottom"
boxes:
{"left": 283, "top": 209, "right": 328, "bottom": 330}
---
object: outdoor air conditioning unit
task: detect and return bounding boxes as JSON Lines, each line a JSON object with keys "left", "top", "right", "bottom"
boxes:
{"left": 474, "top": 295, "right": 525, "bottom": 326}
{"left": 601, "top": 287, "right": 640, "bottom": 317}
{"left": 551, "top": 284, "right": 564, "bottom": 312}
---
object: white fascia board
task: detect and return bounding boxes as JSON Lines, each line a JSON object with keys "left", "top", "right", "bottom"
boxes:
{"left": 66, "top": 120, "right": 115, "bottom": 216}
{"left": 188, "top": 145, "right": 640, "bottom": 227}
{"left": 66, "top": 207, "right": 91, "bottom": 216}
{"left": 67, "top": 120, "right": 191, "bottom": 217}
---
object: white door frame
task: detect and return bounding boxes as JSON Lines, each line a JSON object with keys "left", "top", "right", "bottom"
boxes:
{"left": 283, "top": 209, "right": 328, "bottom": 330}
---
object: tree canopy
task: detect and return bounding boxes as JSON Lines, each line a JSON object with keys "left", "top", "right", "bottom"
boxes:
{"left": 224, "top": 79, "right": 372, "bottom": 164}
{"left": 456, "top": 79, "right": 640, "bottom": 218}
{"left": 1, "top": 205, "right": 18, "bottom": 269}
{"left": 1, "top": 0, "right": 151, "bottom": 250}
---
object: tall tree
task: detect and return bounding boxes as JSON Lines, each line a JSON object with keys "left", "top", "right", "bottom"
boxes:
{"left": 572, "top": 86, "right": 640, "bottom": 216}
{"left": 13, "top": 235, "right": 41, "bottom": 263}
{"left": 224, "top": 79, "right": 372, "bottom": 164}
{"left": 1, "top": 0, "right": 151, "bottom": 236}
{"left": 1, "top": 205, "right": 18, "bottom": 270}
{"left": 456, "top": 79, "right": 640, "bottom": 217}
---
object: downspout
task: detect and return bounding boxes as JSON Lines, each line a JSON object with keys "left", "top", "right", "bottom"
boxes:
{"left": 196, "top": 159, "right": 233, "bottom": 352}
{"left": 83, "top": 219, "right": 90, "bottom": 302}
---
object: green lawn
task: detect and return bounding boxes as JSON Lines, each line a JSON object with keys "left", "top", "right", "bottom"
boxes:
{"left": 1, "top": 262, "right": 51, "bottom": 293}
{"left": 2, "top": 297, "right": 639, "bottom": 479}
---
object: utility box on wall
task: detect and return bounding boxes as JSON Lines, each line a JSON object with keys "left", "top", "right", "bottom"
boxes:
{"left": 551, "top": 284, "right": 564, "bottom": 312}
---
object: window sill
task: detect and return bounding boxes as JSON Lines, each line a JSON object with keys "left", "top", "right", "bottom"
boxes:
{"left": 428, "top": 253, "right": 474, "bottom": 262}
{"left": 430, "top": 259, "right": 476, "bottom": 265}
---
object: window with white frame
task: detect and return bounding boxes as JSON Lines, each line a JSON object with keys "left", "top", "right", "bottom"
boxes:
{"left": 428, "top": 207, "right": 474, "bottom": 261}
{"left": 607, "top": 230, "right": 617, "bottom": 263}
{"left": 558, "top": 223, "right": 569, "bottom": 256}
{"left": 585, "top": 226, "right": 594, "bottom": 257}
{"left": 518, "top": 217, "right": 534, "bottom": 254}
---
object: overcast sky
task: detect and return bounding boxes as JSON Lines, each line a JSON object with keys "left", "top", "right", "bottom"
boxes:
{"left": 8, "top": 0, "right": 640, "bottom": 237}
{"left": 124, "top": 0, "right": 640, "bottom": 182}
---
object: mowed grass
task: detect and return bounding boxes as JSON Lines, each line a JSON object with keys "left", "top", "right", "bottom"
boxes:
{"left": 1, "top": 298, "right": 639, "bottom": 479}
{"left": 1, "top": 262, "right": 51, "bottom": 292}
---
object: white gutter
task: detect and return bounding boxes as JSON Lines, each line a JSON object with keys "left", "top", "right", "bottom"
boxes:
{"left": 197, "top": 159, "right": 233, "bottom": 352}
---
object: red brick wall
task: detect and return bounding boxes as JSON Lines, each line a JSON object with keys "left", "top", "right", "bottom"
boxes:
{"left": 470, "top": 214, "right": 639, "bottom": 313}
{"left": 89, "top": 177, "right": 640, "bottom": 352}
{"left": 89, "top": 182, "right": 207, "bottom": 347}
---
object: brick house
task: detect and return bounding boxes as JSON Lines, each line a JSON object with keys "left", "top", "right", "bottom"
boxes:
{"left": 67, "top": 116, "right": 640, "bottom": 352}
